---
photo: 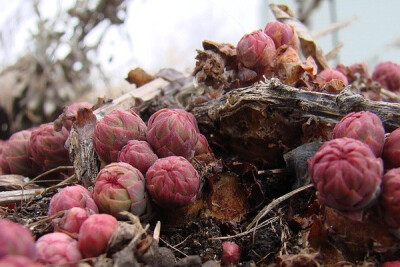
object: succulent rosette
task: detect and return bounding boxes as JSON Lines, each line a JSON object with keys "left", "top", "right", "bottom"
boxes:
{"left": 380, "top": 168, "right": 400, "bottom": 229}
{"left": 145, "top": 156, "right": 200, "bottom": 209}
{"left": 383, "top": 128, "right": 400, "bottom": 170}
{"left": 36, "top": 232, "right": 82, "bottom": 266}
{"left": 332, "top": 111, "right": 385, "bottom": 157}
{"left": 0, "top": 140, "right": 10, "bottom": 174}
{"left": 372, "top": 61, "right": 400, "bottom": 92}
{"left": 52, "top": 207, "right": 94, "bottom": 238}
{"left": 147, "top": 108, "right": 199, "bottom": 159}
{"left": 118, "top": 140, "right": 158, "bottom": 174}
{"left": 0, "top": 219, "right": 37, "bottom": 259}
{"left": 29, "top": 123, "right": 71, "bottom": 171}
{"left": 236, "top": 30, "right": 276, "bottom": 70}
{"left": 78, "top": 214, "right": 119, "bottom": 258}
{"left": 264, "top": 21, "right": 299, "bottom": 50}
{"left": 1, "top": 130, "right": 39, "bottom": 177}
{"left": 48, "top": 185, "right": 98, "bottom": 216}
{"left": 221, "top": 241, "right": 241, "bottom": 266}
{"left": 93, "top": 109, "right": 147, "bottom": 163}
{"left": 93, "top": 162, "right": 147, "bottom": 218}
{"left": 308, "top": 138, "right": 383, "bottom": 214}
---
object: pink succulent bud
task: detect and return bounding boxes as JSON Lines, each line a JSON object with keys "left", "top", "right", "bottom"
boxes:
{"left": 380, "top": 168, "right": 400, "bottom": 229}
{"left": 308, "top": 138, "right": 383, "bottom": 213}
{"left": 78, "top": 214, "right": 119, "bottom": 258}
{"left": 93, "top": 162, "right": 147, "bottom": 218}
{"left": 93, "top": 109, "right": 147, "bottom": 163}
{"left": 36, "top": 232, "right": 82, "bottom": 266}
{"left": 0, "top": 219, "right": 36, "bottom": 259}
{"left": 52, "top": 207, "right": 94, "bottom": 238}
{"left": 316, "top": 68, "right": 349, "bottom": 86}
{"left": 236, "top": 30, "right": 276, "bottom": 70}
{"left": 145, "top": 156, "right": 200, "bottom": 209}
{"left": 332, "top": 111, "right": 385, "bottom": 157}
{"left": 0, "top": 255, "right": 43, "bottom": 267}
{"left": 0, "top": 130, "right": 39, "bottom": 177}
{"left": 147, "top": 108, "right": 199, "bottom": 159}
{"left": 264, "top": 21, "right": 299, "bottom": 50}
{"left": 48, "top": 185, "right": 98, "bottom": 216}
{"left": 383, "top": 128, "right": 400, "bottom": 170}
{"left": 221, "top": 241, "right": 241, "bottom": 266}
{"left": 29, "top": 123, "right": 71, "bottom": 171}
{"left": 372, "top": 61, "right": 400, "bottom": 91}
{"left": 118, "top": 140, "right": 158, "bottom": 174}
{"left": 62, "top": 101, "right": 93, "bottom": 131}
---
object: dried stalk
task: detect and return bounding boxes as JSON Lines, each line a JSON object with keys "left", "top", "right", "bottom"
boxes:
{"left": 192, "top": 78, "right": 400, "bottom": 132}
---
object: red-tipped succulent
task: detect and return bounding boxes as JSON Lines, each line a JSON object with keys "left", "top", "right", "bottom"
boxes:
{"left": 93, "top": 109, "right": 147, "bottom": 163}
{"left": 52, "top": 207, "right": 94, "bottom": 238}
{"left": 48, "top": 185, "right": 98, "bottom": 216}
{"left": 78, "top": 214, "right": 119, "bottom": 258}
{"left": 0, "top": 219, "right": 36, "bottom": 259}
{"left": 0, "top": 130, "right": 39, "bottom": 177}
{"left": 36, "top": 232, "right": 82, "bottom": 266}
{"left": 316, "top": 68, "right": 349, "bottom": 86}
{"left": 93, "top": 162, "right": 147, "bottom": 218}
{"left": 372, "top": 61, "right": 400, "bottom": 92}
{"left": 383, "top": 128, "right": 400, "bottom": 170}
{"left": 29, "top": 123, "right": 71, "bottom": 171}
{"left": 308, "top": 138, "right": 383, "bottom": 216}
{"left": 118, "top": 140, "right": 158, "bottom": 174}
{"left": 332, "top": 111, "right": 385, "bottom": 157}
{"left": 264, "top": 20, "right": 299, "bottom": 50}
{"left": 221, "top": 241, "right": 241, "bottom": 266}
{"left": 0, "top": 255, "right": 43, "bottom": 267}
{"left": 380, "top": 168, "right": 400, "bottom": 230}
{"left": 145, "top": 156, "right": 200, "bottom": 209}
{"left": 236, "top": 30, "right": 276, "bottom": 70}
{"left": 147, "top": 108, "right": 199, "bottom": 159}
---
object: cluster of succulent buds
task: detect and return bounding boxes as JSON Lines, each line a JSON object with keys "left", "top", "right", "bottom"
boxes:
{"left": 310, "top": 110, "right": 400, "bottom": 238}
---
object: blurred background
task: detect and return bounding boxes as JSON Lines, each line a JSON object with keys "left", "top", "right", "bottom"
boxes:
{"left": 0, "top": 0, "right": 399, "bottom": 138}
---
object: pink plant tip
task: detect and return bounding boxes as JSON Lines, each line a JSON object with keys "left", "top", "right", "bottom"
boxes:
{"left": 264, "top": 20, "right": 299, "bottom": 50}
{"left": 221, "top": 241, "right": 241, "bottom": 266}
{"left": 93, "top": 109, "right": 147, "bottom": 163}
{"left": 308, "top": 138, "right": 383, "bottom": 215}
{"left": 93, "top": 162, "right": 147, "bottom": 218}
{"left": 48, "top": 185, "right": 98, "bottom": 217}
{"left": 236, "top": 30, "right": 276, "bottom": 70}
{"left": 78, "top": 214, "right": 119, "bottom": 258}
{"left": 332, "top": 111, "right": 385, "bottom": 157}
{"left": 36, "top": 232, "right": 82, "bottom": 267}
{"left": 146, "top": 156, "right": 200, "bottom": 209}
{"left": 0, "top": 219, "right": 36, "bottom": 259}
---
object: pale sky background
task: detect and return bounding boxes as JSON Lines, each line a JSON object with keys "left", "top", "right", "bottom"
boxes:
{"left": 1, "top": 0, "right": 400, "bottom": 87}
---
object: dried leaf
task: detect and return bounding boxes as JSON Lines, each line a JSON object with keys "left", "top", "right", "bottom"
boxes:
{"left": 0, "top": 174, "right": 38, "bottom": 191}
{"left": 203, "top": 172, "right": 248, "bottom": 221}
{"left": 269, "top": 3, "right": 330, "bottom": 72}
{"left": 126, "top": 67, "right": 155, "bottom": 87}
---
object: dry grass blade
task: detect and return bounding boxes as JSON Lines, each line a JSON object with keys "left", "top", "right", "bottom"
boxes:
{"left": 312, "top": 16, "right": 357, "bottom": 39}
{"left": 246, "top": 184, "right": 314, "bottom": 231}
